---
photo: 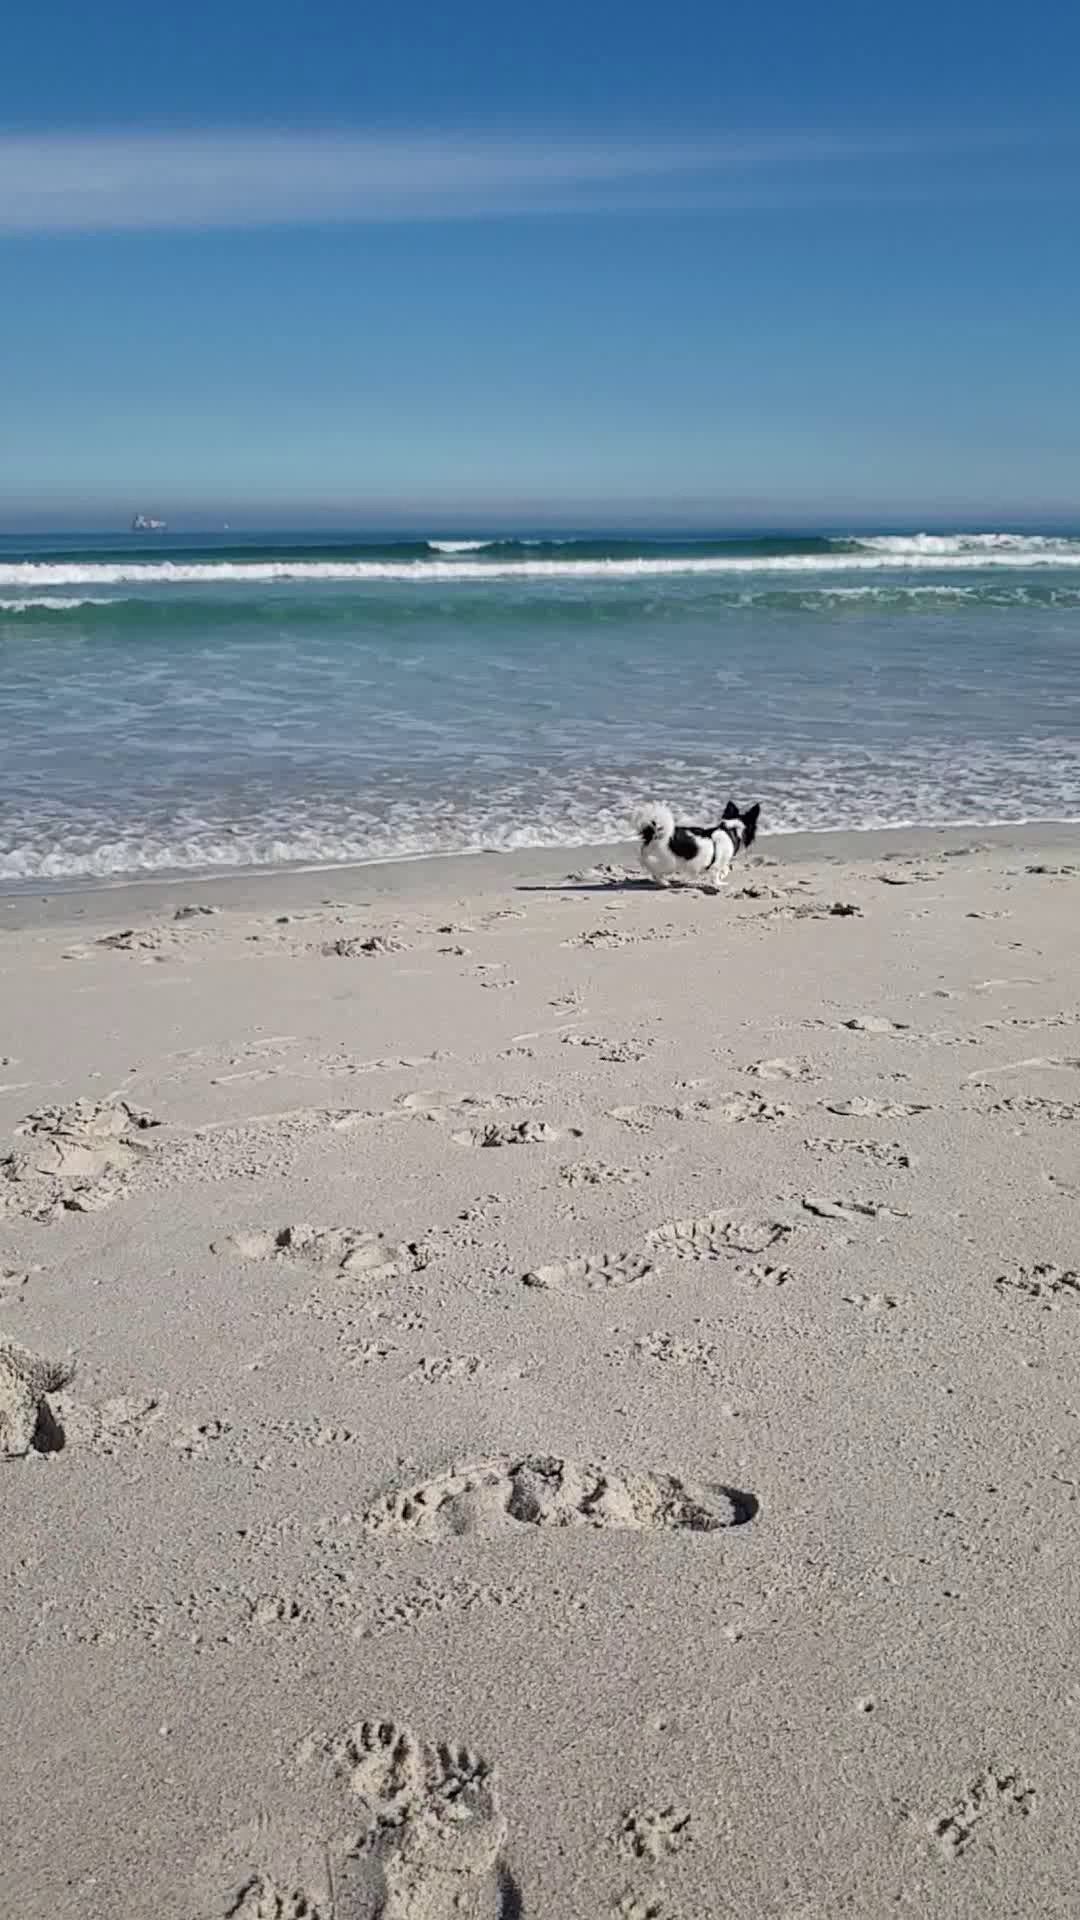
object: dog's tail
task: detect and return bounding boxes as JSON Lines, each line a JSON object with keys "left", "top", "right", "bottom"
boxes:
{"left": 711, "top": 800, "right": 760, "bottom": 849}
{"left": 634, "top": 802, "right": 675, "bottom": 841}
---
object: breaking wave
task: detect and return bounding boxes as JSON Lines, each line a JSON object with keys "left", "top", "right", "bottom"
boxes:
{"left": 2, "top": 530, "right": 1079, "bottom": 592}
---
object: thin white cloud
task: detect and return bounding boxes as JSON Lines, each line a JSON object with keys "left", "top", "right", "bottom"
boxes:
{"left": 0, "top": 128, "right": 1059, "bottom": 233}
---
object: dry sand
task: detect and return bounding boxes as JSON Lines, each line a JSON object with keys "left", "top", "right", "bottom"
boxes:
{"left": 2, "top": 826, "right": 1080, "bottom": 1917}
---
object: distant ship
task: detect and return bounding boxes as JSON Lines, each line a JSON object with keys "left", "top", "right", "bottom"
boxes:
{"left": 131, "top": 513, "right": 167, "bottom": 532}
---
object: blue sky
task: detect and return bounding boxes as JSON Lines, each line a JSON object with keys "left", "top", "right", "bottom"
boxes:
{"left": 2, "top": 0, "right": 1079, "bottom": 529}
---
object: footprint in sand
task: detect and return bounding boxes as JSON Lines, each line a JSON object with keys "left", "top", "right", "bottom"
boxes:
{"left": 609, "top": 1094, "right": 786, "bottom": 1132}
{"left": 564, "top": 861, "right": 639, "bottom": 886}
{"left": 745, "top": 1057, "right": 817, "bottom": 1082}
{"left": 708, "top": 1090, "right": 790, "bottom": 1123}
{"left": 804, "top": 1137, "right": 912, "bottom": 1169}
{"left": 841, "top": 1015, "right": 910, "bottom": 1034}
{"left": 646, "top": 1215, "right": 792, "bottom": 1260}
{"left": 221, "top": 1224, "right": 429, "bottom": 1281}
{"left": 320, "top": 935, "right": 409, "bottom": 958}
{"left": 524, "top": 1252, "right": 656, "bottom": 1293}
{"left": 560, "top": 1162, "right": 649, "bottom": 1189}
{"left": 734, "top": 1261, "right": 793, "bottom": 1288}
{"left": 983, "top": 1012, "right": 1080, "bottom": 1033}
{"left": 825, "top": 1097, "right": 930, "bottom": 1119}
{"left": 362, "top": 1456, "right": 756, "bottom": 1538}
{"left": 628, "top": 1332, "right": 720, "bottom": 1374}
{"left": 758, "top": 900, "right": 860, "bottom": 922}
{"left": 562, "top": 1032, "right": 654, "bottom": 1064}
{"left": 410, "top": 1354, "right": 486, "bottom": 1386}
{"left": 563, "top": 925, "right": 692, "bottom": 950}
{"left": 970, "top": 1055, "right": 1080, "bottom": 1082}
{"left": 929, "top": 1766, "right": 1036, "bottom": 1859}
{"left": 339, "top": 1336, "right": 400, "bottom": 1369}
{"left": 731, "top": 881, "right": 788, "bottom": 900}
{"left": 993, "top": 1263, "right": 1080, "bottom": 1309}
{"left": 607, "top": 1105, "right": 663, "bottom": 1133}
{"left": 326, "top": 1720, "right": 514, "bottom": 1918}
{"left": 0, "top": 1098, "right": 160, "bottom": 1221}
{"left": 55, "top": 1391, "right": 165, "bottom": 1456}
{"left": 204, "top": 1719, "right": 515, "bottom": 1919}
{"left": 802, "top": 1195, "right": 909, "bottom": 1223}
{"left": 352, "top": 1051, "right": 454, "bottom": 1075}
{"left": 0, "top": 1265, "right": 36, "bottom": 1297}
{"left": 986, "top": 1095, "right": 1080, "bottom": 1124}
{"left": 450, "top": 1119, "right": 577, "bottom": 1149}
{"left": 97, "top": 925, "right": 205, "bottom": 958}
{"left": 173, "top": 1417, "right": 233, "bottom": 1460}
{"left": 357, "top": 1577, "right": 531, "bottom": 1642}
{"left": 475, "top": 967, "right": 519, "bottom": 991}
{"left": 617, "top": 1803, "right": 692, "bottom": 1862}
{"left": 217, "top": 1875, "right": 322, "bottom": 1917}
{"left": 398, "top": 1088, "right": 547, "bottom": 1126}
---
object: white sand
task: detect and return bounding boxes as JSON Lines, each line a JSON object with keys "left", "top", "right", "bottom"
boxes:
{"left": 2, "top": 826, "right": 1080, "bottom": 1917}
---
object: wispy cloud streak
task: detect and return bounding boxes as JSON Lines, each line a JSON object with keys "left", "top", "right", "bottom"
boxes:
{"left": 0, "top": 128, "right": 1062, "bottom": 233}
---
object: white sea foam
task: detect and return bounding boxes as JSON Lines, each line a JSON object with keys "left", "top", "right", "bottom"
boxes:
{"left": 4, "top": 541, "right": 1080, "bottom": 590}
{"left": 5, "top": 731, "right": 1080, "bottom": 885}
{"left": 4, "top": 800, "right": 1079, "bottom": 885}
{"left": 852, "top": 532, "right": 1079, "bottom": 557}
{"left": 0, "top": 595, "right": 115, "bottom": 612}
{"left": 426, "top": 539, "right": 495, "bottom": 553}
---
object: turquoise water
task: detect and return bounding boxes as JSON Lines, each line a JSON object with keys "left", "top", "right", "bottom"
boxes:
{"left": 3, "top": 527, "right": 1080, "bottom": 888}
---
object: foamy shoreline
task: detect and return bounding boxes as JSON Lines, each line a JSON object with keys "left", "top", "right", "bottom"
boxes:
{"left": 3, "top": 825, "right": 1080, "bottom": 1915}
{"left": 4, "top": 816, "right": 1080, "bottom": 928}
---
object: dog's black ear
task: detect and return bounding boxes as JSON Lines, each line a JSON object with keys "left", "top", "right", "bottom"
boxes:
{"left": 721, "top": 800, "right": 740, "bottom": 820}
{"left": 741, "top": 802, "right": 761, "bottom": 849}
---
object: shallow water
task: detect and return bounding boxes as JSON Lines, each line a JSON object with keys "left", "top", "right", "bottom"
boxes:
{"left": 3, "top": 527, "right": 1080, "bottom": 886}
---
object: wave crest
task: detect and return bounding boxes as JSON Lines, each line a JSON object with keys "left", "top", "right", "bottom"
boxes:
{"left": 4, "top": 541, "right": 1080, "bottom": 590}
{"left": 0, "top": 595, "right": 116, "bottom": 612}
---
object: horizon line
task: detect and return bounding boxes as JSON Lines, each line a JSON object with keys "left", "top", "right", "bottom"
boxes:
{"left": 4, "top": 512, "right": 1080, "bottom": 537}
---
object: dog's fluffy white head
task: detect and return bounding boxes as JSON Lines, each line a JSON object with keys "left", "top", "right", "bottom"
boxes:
{"left": 634, "top": 802, "right": 675, "bottom": 842}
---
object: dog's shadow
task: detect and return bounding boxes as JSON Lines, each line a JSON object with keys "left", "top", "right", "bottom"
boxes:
{"left": 515, "top": 879, "right": 654, "bottom": 895}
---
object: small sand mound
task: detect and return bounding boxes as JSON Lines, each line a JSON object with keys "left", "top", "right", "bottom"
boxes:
{"left": 0, "top": 1336, "right": 76, "bottom": 1457}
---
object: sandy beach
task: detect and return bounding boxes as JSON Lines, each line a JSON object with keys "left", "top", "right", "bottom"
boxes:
{"left": 4, "top": 824, "right": 1080, "bottom": 1918}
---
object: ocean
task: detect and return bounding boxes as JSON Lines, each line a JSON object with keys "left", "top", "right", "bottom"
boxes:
{"left": 3, "top": 527, "right": 1080, "bottom": 891}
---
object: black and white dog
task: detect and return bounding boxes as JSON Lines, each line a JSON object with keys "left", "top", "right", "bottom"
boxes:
{"left": 635, "top": 800, "right": 760, "bottom": 890}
